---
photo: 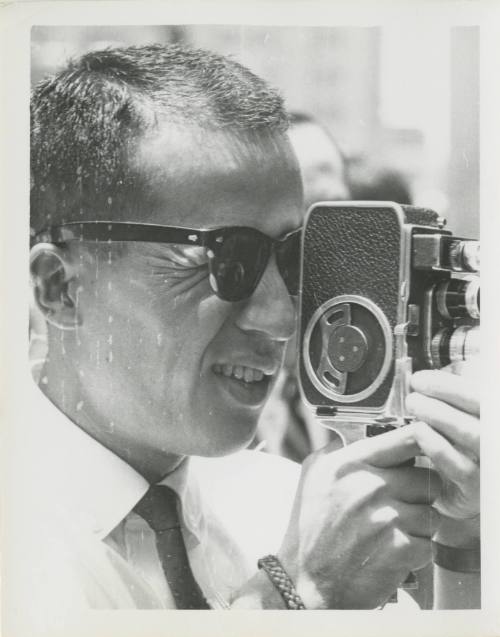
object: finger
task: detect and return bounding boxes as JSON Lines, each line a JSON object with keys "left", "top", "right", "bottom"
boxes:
{"left": 380, "top": 466, "right": 442, "bottom": 504}
{"left": 342, "top": 425, "right": 421, "bottom": 468}
{"left": 406, "top": 392, "right": 479, "bottom": 458}
{"left": 410, "top": 370, "right": 480, "bottom": 417}
{"left": 404, "top": 535, "right": 433, "bottom": 571}
{"left": 394, "top": 501, "right": 441, "bottom": 539}
{"left": 411, "top": 421, "right": 479, "bottom": 484}
{"left": 443, "top": 360, "right": 482, "bottom": 379}
{"left": 390, "top": 529, "right": 433, "bottom": 572}
{"left": 369, "top": 502, "right": 440, "bottom": 539}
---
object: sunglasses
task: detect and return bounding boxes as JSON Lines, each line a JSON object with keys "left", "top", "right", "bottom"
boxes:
{"left": 35, "top": 221, "right": 302, "bottom": 302}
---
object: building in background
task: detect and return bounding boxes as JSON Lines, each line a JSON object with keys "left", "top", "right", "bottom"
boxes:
{"left": 31, "top": 24, "right": 479, "bottom": 237}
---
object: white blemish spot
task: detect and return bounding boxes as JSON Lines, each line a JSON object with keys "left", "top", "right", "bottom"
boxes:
{"left": 209, "top": 273, "right": 218, "bottom": 291}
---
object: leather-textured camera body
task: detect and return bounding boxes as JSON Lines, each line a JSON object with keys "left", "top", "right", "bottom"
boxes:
{"left": 299, "top": 201, "right": 479, "bottom": 441}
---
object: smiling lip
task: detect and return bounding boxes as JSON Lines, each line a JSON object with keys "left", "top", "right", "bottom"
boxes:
{"left": 212, "top": 363, "right": 274, "bottom": 407}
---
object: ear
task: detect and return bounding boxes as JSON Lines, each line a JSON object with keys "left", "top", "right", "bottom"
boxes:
{"left": 30, "top": 243, "right": 80, "bottom": 331}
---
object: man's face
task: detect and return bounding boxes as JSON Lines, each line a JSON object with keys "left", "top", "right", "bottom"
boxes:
{"left": 287, "top": 121, "right": 349, "bottom": 211}
{"left": 70, "top": 126, "right": 303, "bottom": 474}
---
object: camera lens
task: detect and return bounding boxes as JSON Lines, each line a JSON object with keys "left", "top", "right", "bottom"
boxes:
{"left": 448, "top": 240, "right": 480, "bottom": 272}
{"left": 436, "top": 276, "right": 480, "bottom": 320}
{"left": 430, "top": 325, "right": 480, "bottom": 368}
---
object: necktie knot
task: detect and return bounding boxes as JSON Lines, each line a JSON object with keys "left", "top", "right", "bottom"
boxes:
{"left": 134, "top": 485, "right": 180, "bottom": 533}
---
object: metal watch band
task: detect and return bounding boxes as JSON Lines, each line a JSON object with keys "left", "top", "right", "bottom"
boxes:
{"left": 257, "top": 555, "right": 306, "bottom": 610}
{"left": 432, "top": 541, "right": 481, "bottom": 573}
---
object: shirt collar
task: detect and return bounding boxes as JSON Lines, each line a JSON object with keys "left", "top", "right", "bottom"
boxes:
{"left": 158, "top": 459, "right": 205, "bottom": 542}
{"left": 28, "top": 385, "right": 204, "bottom": 543}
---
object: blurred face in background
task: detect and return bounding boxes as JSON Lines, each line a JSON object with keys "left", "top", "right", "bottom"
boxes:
{"left": 287, "top": 120, "right": 349, "bottom": 212}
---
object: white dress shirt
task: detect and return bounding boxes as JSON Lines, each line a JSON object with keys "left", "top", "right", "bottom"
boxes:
{"left": 8, "top": 384, "right": 300, "bottom": 619}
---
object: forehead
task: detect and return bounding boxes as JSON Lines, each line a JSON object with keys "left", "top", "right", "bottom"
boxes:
{"left": 129, "top": 125, "right": 303, "bottom": 236}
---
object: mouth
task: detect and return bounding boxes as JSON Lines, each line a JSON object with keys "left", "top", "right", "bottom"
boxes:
{"left": 212, "top": 363, "right": 275, "bottom": 407}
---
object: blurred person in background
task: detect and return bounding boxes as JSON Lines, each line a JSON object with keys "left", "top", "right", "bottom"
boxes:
{"left": 349, "top": 163, "right": 413, "bottom": 205}
{"left": 287, "top": 111, "right": 350, "bottom": 208}
{"left": 255, "top": 112, "right": 349, "bottom": 462}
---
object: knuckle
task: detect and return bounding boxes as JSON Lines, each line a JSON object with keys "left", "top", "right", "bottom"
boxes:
{"left": 410, "top": 419, "right": 430, "bottom": 442}
{"left": 391, "top": 527, "right": 412, "bottom": 553}
{"left": 463, "top": 428, "right": 480, "bottom": 451}
{"left": 369, "top": 504, "right": 398, "bottom": 529}
{"left": 462, "top": 461, "right": 479, "bottom": 482}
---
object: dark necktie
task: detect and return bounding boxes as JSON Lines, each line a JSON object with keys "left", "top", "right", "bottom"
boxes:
{"left": 133, "top": 484, "right": 210, "bottom": 609}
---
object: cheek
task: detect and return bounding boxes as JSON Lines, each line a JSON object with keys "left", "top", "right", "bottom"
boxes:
{"left": 163, "top": 296, "right": 233, "bottom": 385}
{"left": 194, "top": 295, "right": 234, "bottom": 348}
{"left": 79, "top": 266, "right": 233, "bottom": 383}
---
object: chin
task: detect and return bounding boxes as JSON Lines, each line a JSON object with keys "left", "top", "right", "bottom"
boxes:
{"left": 196, "top": 420, "right": 259, "bottom": 458}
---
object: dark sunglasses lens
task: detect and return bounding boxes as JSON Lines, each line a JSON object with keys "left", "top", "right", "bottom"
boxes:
{"left": 211, "top": 231, "right": 269, "bottom": 301}
{"left": 277, "top": 231, "right": 301, "bottom": 296}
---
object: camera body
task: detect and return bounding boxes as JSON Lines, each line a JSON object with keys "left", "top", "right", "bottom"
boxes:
{"left": 299, "top": 202, "right": 480, "bottom": 443}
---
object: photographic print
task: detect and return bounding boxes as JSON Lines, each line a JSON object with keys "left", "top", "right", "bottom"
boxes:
{"left": 2, "top": 4, "right": 499, "bottom": 637}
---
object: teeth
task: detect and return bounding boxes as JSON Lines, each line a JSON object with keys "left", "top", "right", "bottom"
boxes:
{"left": 234, "top": 365, "right": 244, "bottom": 380}
{"left": 214, "top": 363, "right": 266, "bottom": 383}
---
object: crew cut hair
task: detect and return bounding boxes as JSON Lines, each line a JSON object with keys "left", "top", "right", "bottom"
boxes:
{"left": 31, "top": 43, "right": 288, "bottom": 234}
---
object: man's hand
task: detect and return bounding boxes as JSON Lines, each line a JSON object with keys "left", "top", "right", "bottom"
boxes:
{"left": 406, "top": 363, "right": 480, "bottom": 609}
{"left": 406, "top": 364, "right": 480, "bottom": 520}
{"left": 234, "top": 363, "right": 480, "bottom": 610}
{"left": 276, "top": 426, "right": 442, "bottom": 609}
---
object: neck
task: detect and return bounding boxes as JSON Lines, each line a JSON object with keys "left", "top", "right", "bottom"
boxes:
{"left": 40, "top": 355, "right": 185, "bottom": 484}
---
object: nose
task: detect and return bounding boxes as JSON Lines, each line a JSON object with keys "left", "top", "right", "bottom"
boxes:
{"left": 234, "top": 254, "right": 297, "bottom": 341}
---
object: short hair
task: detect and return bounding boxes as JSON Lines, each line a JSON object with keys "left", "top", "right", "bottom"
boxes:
{"left": 31, "top": 44, "right": 289, "bottom": 234}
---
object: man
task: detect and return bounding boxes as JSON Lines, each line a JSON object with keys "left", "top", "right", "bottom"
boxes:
{"left": 21, "top": 44, "right": 479, "bottom": 620}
